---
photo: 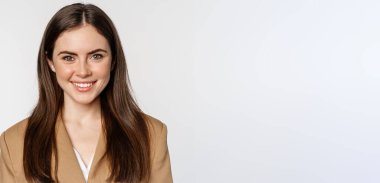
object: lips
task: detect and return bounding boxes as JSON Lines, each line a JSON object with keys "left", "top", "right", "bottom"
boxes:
{"left": 72, "top": 81, "right": 96, "bottom": 92}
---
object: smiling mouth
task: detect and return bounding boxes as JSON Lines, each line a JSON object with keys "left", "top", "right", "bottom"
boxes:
{"left": 72, "top": 81, "right": 96, "bottom": 92}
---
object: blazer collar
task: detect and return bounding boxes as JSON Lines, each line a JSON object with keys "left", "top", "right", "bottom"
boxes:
{"left": 54, "top": 113, "right": 108, "bottom": 182}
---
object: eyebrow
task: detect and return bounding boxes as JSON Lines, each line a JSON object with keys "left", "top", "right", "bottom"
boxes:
{"left": 57, "top": 49, "right": 108, "bottom": 56}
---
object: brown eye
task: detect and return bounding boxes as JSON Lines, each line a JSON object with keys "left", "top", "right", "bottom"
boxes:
{"left": 91, "top": 54, "right": 103, "bottom": 60}
{"left": 62, "top": 56, "right": 75, "bottom": 61}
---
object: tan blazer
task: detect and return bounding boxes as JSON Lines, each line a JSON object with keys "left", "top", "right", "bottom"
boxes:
{"left": 0, "top": 115, "right": 173, "bottom": 183}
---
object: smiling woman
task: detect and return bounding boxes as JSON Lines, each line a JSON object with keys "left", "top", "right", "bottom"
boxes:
{"left": 0, "top": 3, "right": 172, "bottom": 183}
{"left": 48, "top": 25, "right": 112, "bottom": 104}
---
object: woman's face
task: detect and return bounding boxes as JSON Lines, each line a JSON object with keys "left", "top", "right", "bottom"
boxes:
{"left": 48, "top": 24, "right": 112, "bottom": 105}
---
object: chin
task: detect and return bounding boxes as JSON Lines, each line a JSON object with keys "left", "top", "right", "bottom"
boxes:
{"left": 65, "top": 93, "right": 99, "bottom": 105}
{"left": 74, "top": 97, "right": 99, "bottom": 105}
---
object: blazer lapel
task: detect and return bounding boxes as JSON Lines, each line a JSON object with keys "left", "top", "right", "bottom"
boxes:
{"left": 55, "top": 115, "right": 86, "bottom": 183}
{"left": 87, "top": 127, "right": 109, "bottom": 182}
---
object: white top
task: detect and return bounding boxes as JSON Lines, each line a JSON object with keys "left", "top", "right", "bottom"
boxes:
{"left": 73, "top": 148, "right": 94, "bottom": 182}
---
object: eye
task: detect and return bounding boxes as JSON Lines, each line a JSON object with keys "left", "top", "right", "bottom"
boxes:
{"left": 62, "top": 55, "right": 75, "bottom": 62}
{"left": 91, "top": 54, "right": 103, "bottom": 60}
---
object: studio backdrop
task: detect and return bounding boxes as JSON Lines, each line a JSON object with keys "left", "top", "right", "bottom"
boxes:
{"left": 0, "top": 0, "right": 379, "bottom": 182}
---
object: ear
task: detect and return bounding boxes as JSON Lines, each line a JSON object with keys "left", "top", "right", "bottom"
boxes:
{"left": 47, "top": 57, "right": 56, "bottom": 72}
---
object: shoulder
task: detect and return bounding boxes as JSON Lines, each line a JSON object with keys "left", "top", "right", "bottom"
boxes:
{"left": 1, "top": 118, "right": 29, "bottom": 147}
{"left": 0, "top": 118, "right": 29, "bottom": 173}
{"left": 142, "top": 113, "right": 169, "bottom": 152}
{"left": 142, "top": 113, "right": 167, "bottom": 135}
{"left": 141, "top": 114, "right": 173, "bottom": 182}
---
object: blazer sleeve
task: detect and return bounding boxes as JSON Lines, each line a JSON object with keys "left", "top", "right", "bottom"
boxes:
{"left": 150, "top": 123, "right": 173, "bottom": 183}
{"left": 0, "top": 133, "right": 16, "bottom": 182}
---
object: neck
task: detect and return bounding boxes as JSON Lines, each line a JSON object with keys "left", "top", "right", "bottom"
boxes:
{"left": 61, "top": 97, "right": 102, "bottom": 127}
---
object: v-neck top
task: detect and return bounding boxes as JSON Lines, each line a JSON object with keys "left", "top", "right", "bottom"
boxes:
{"left": 73, "top": 148, "right": 94, "bottom": 182}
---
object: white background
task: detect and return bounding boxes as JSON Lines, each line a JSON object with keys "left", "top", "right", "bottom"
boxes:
{"left": 1, "top": 0, "right": 380, "bottom": 182}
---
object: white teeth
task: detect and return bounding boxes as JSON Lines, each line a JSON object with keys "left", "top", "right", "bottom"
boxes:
{"left": 73, "top": 82, "right": 93, "bottom": 88}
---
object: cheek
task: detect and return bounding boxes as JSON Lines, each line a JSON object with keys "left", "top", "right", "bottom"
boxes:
{"left": 55, "top": 65, "right": 75, "bottom": 80}
{"left": 94, "top": 62, "right": 112, "bottom": 79}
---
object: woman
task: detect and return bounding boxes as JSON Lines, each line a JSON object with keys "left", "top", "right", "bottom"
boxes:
{"left": 0, "top": 3, "right": 172, "bottom": 183}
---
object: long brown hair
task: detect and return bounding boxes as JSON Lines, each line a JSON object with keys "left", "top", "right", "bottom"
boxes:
{"left": 23, "top": 3, "right": 151, "bottom": 182}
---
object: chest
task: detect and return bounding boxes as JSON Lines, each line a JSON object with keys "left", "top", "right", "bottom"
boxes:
{"left": 64, "top": 124, "right": 100, "bottom": 167}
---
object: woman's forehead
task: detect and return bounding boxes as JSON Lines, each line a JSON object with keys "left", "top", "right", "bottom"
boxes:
{"left": 54, "top": 24, "right": 110, "bottom": 54}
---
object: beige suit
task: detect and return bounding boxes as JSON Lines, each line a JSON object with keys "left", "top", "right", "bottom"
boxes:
{"left": 0, "top": 115, "right": 173, "bottom": 183}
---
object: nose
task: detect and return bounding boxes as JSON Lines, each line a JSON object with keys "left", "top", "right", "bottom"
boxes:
{"left": 76, "top": 60, "right": 91, "bottom": 78}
